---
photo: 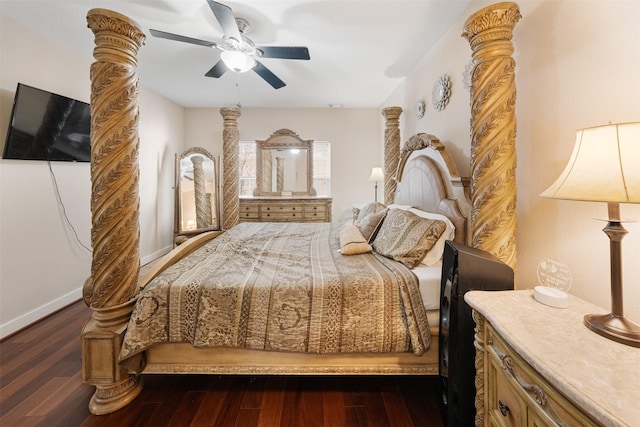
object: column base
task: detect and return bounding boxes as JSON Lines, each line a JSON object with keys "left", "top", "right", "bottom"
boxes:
{"left": 88, "top": 375, "right": 144, "bottom": 415}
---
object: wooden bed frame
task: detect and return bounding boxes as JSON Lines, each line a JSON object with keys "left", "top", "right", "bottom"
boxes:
{"left": 82, "top": 3, "right": 520, "bottom": 416}
{"left": 139, "top": 133, "right": 471, "bottom": 377}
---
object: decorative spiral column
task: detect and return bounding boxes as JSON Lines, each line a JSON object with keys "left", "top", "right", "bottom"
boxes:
{"left": 276, "top": 157, "right": 285, "bottom": 192}
{"left": 220, "top": 107, "right": 241, "bottom": 229}
{"left": 82, "top": 8, "right": 145, "bottom": 415}
{"left": 462, "top": 3, "right": 521, "bottom": 271}
{"left": 191, "top": 155, "right": 209, "bottom": 228}
{"left": 381, "top": 106, "right": 402, "bottom": 205}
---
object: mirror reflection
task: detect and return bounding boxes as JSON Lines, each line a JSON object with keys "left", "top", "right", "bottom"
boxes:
{"left": 261, "top": 148, "right": 308, "bottom": 193}
{"left": 175, "top": 147, "right": 219, "bottom": 241}
{"left": 255, "top": 129, "right": 314, "bottom": 196}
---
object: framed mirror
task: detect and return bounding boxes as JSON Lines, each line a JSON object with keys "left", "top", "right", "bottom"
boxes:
{"left": 175, "top": 147, "right": 219, "bottom": 243}
{"left": 255, "top": 129, "right": 315, "bottom": 196}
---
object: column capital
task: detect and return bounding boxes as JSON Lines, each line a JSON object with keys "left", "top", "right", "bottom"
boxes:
{"left": 381, "top": 106, "right": 403, "bottom": 121}
{"left": 462, "top": 3, "right": 521, "bottom": 55}
{"left": 220, "top": 107, "right": 241, "bottom": 122}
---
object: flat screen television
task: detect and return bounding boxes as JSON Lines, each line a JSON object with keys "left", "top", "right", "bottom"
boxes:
{"left": 2, "top": 83, "right": 91, "bottom": 162}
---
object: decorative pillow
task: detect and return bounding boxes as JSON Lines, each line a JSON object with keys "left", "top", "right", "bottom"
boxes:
{"left": 357, "top": 208, "right": 388, "bottom": 242}
{"left": 409, "top": 208, "right": 456, "bottom": 266}
{"left": 338, "top": 223, "right": 372, "bottom": 255}
{"left": 356, "top": 201, "right": 386, "bottom": 222}
{"left": 372, "top": 209, "right": 447, "bottom": 268}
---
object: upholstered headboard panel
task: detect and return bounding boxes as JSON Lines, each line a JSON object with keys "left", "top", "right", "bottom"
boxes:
{"left": 394, "top": 134, "right": 471, "bottom": 244}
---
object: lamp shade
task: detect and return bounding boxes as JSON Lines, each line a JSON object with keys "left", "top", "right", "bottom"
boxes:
{"left": 220, "top": 50, "right": 256, "bottom": 73}
{"left": 368, "top": 167, "right": 384, "bottom": 182}
{"left": 540, "top": 122, "right": 640, "bottom": 203}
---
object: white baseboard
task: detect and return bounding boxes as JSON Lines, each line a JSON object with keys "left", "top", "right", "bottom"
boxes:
{"left": 1, "top": 246, "right": 172, "bottom": 340}
{"left": 0, "top": 287, "right": 82, "bottom": 339}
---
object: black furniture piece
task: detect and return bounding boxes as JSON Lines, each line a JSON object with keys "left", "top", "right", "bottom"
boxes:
{"left": 439, "top": 241, "right": 514, "bottom": 426}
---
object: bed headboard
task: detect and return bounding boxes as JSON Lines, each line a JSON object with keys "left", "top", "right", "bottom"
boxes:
{"left": 394, "top": 133, "right": 471, "bottom": 244}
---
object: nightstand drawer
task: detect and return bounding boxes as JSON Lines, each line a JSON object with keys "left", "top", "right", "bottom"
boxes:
{"left": 488, "top": 347, "right": 524, "bottom": 426}
{"left": 486, "top": 324, "right": 599, "bottom": 427}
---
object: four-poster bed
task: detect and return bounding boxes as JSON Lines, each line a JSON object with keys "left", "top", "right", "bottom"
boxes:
{"left": 81, "top": 3, "right": 521, "bottom": 418}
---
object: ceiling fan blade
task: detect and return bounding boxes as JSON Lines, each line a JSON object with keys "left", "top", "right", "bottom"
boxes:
{"left": 149, "top": 29, "right": 217, "bottom": 48}
{"left": 205, "top": 60, "right": 228, "bottom": 78}
{"left": 253, "top": 61, "right": 286, "bottom": 89}
{"left": 207, "top": 0, "right": 241, "bottom": 42}
{"left": 257, "top": 46, "right": 310, "bottom": 60}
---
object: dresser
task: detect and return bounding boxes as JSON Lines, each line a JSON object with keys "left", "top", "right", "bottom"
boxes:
{"left": 465, "top": 290, "right": 640, "bottom": 427}
{"left": 239, "top": 197, "right": 332, "bottom": 223}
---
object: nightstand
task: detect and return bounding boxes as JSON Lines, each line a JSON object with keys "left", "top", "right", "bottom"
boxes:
{"left": 465, "top": 290, "right": 640, "bottom": 426}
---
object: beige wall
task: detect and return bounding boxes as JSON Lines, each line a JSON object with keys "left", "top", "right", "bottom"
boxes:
{"left": 385, "top": 0, "right": 640, "bottom": 321}
{"left": 0, "top": 15, "right": 184, "bottom": 336}
{"left": 184, "top": 108, "right": 382, "bottom": 220}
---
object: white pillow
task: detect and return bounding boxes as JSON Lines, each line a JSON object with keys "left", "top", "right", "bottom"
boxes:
{"left": 409, "top": 208, "right": 456, "bottom": 266}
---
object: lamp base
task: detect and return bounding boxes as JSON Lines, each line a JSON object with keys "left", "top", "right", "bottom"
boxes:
{"left": 584, "top": 313, "right": 640, "bottom": 347}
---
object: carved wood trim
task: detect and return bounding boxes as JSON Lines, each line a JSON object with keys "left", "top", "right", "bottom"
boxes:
{"left": 462, "top": 2, "right": 521, "bottom": 271}
{"left": 84, "top": 8, "right": 146, "bottom": 310}
{"left": 472, "top": 310, "right": 487, "bottom": 427}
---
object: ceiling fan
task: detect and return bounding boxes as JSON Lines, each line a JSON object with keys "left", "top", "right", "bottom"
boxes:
{"left": 149, "top": 0, "right": 310, "bottom": 89}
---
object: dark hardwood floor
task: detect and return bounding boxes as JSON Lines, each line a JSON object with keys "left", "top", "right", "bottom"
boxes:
{"left": 1, "top": 301, "right": 445, "bottom": 427}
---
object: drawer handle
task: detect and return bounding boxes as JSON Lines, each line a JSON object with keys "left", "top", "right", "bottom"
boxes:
{"left": 498, "top": 400, "right": 509, "bottom": 417}
{"left": 491, "top": 344, "right": 569, "bottom": 427}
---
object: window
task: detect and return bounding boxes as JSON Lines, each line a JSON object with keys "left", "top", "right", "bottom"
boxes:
{"left": 239, "top": 141, "right": 256, "bottom": 197}
{"left": 238, "top": 140, "right": 331, "bottom": 196}
{"left": 313, "top": 141, "right": 331, "bottom": 196}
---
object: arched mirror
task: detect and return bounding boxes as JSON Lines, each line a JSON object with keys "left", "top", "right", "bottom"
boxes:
{"left": 255, "top": 129, "right": 315, "bottom": 196}
{"left": 174, "top": 147, "right": 219, "bottom": 244}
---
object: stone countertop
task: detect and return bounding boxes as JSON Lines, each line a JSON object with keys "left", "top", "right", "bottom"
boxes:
{"left": 465, "top": 289, "right": 640, "bottom": 427}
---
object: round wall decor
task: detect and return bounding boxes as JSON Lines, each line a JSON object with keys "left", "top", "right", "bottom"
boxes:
{"left": 415, "top": 98, "right": 425, "bottom": 119}
{"left": 432, "top": 74, "right": 452, "bottom": 111}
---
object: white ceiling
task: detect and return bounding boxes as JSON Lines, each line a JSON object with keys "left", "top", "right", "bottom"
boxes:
{"left": 1, "top": 0, "right": 472, "bottom": 109}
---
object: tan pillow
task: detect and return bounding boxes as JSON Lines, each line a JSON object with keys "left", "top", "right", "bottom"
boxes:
{"left": 357, "top": 201, "right": 386, "bottom": 222}
{"left": 372, "top": 209, "right": 447, "bottom": 268}
{"left": 338, "top": 223, "right": 372, "bottom": 255}
{"left": 357, "top": 208, "right": 388, "bottom": 242}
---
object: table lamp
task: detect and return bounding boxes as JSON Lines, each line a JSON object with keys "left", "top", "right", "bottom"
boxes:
{"left": 369, "top": 167, "right": 384, "bottom": 202}
{"left": 541, "top": 122, "right": 640, "bottom": 347}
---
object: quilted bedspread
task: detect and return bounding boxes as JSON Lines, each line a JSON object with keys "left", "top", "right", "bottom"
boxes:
{"left": 120, "top": 222, "right": 431, "bottom": 363}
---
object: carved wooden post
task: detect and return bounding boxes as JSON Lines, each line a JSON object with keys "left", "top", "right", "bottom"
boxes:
{"left": 82, "top": 8, "right": 145, "bottom": 415}
{"left": 382, "top": 106, "right": 402, "bottom": 205}
{"left": 220, "top": 108, "right": 241, "bottom": 229}
{"left": 191, "top": 155, "right": 209, "bottom": 228}
{"left": 462, "top": 3, "right": 521, "bottom": 271}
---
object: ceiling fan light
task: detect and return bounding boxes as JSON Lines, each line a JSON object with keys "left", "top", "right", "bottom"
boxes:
{"left": 221, "top": 50, "right": 256, "bottom": 73}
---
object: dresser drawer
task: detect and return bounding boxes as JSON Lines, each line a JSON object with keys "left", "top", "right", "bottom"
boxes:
{"left": 260, "top": 204, "right": 303, "bottom": 221}
{"left": 486, "top": 324, "right": 599, "bottom": 427}
{"left": 260, "top": 204, "right": 302, "bottom": 214}
{"left": 303, "top": 204, "right": 327, "bottom": 221}
{"left": 239, "top": 198, "right": 332, "bottom": 223}
{"left": 303, "top": 204, "right": 327, "bottom": 214}
{"left": 239, "top": 205, "right": 259, "bottom": 221}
